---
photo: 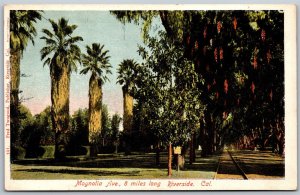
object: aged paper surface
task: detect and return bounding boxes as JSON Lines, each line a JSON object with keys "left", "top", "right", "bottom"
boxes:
{"left": 4, "top": 4, "right": 297, "bottom": 190}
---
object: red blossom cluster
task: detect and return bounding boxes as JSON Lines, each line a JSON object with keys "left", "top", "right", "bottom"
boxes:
{"left": 233, "top": 17, "right": 238, "bottom": 30}
{"left": 251, "top": 82, "right": 255, "bottom": 94}
{"left": 261, "top": 29, "right": 266, "bottom": 41}
{"left": 224, "top": 79, "right": 228, "bottom": 94}
{"left": 252, "top": 56, "right": 258, "bottom": 69}
{"left": 217, "top": 21, "right": 222, "bottom": 33}
{"left": 203, "top": 26, "right": 207, "bottom": 39}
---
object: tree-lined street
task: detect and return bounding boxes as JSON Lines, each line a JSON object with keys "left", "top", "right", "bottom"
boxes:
{"left": 10, "top": 10, "right": 285, "bottom": 179}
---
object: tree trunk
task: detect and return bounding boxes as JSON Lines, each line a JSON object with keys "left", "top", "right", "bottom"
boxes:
{"left": 206, "top": 112, "right": 213, "bottom": 155}
{"left": 123, "top": 89, "right": 133, "bottom": 153}
{"left": 168, "top": 143, "right": 172, "bottom": 176}
{"left": 189, "top": 139, "right": 193, "bottom": 164}
{"left": 50, "top": 63, "right": 70, "bottom": 160}
{"left": 199, "top": 120, "right": 207, "bottom": 157}
{"left": 10, "top": 49, "right": 21, "bottom": 161}
{"left": 189, "top": 132, "right": 196, "bottom": 164}
{"left": 211, "top": 116, "right": 217, "bottom": 153}
{"left": 123, "top": 89, "right": 133, "bottom": 133}
{"left": 88, "top": 73, "right": 102, "bottom": 157}
{"left": 193, "top": 132, "right": 196, "bottom": 162}
{"left": 156, "top": 142, "right": 160, "bottom": 166}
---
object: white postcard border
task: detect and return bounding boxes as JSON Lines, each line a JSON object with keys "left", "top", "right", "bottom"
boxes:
{"left": 4, "top": 4, "right": 297, "bottom": 191}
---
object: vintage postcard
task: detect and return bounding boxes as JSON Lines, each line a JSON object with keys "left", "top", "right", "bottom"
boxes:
{"left": 4, "top": 4, "right": 297, "bottom": 190}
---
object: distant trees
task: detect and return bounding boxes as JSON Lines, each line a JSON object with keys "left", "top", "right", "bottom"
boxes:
{"left": 18, "top": 103, "right": 122, "bottom": 157}
{"left": 111, "top": 114, "right": 122, "bottom": 141}
{"left": 19, "top": 106, "right": 55, "bottom": 157}
{"left": 69, "top": 106, "right": 122, "bottom": 155}
{"left": 101, "top": 105, "right": 111, "bottom": 140}
{"left": 101, "top": 112, "right": 122, "bottom": 153}
{"left": 68, "top": 108, "right": 89, "bottom": 154}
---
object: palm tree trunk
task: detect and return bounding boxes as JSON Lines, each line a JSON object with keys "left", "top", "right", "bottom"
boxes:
{"left": 10, "top": 49, "right": 21, "bottom": 161}
{"left": 88, "top": 73, "right": 102, "bottom": 157}
{"left": 122, "top": 89, "right": 133, "bottom": 154}
{"left": 123, "top": 89, "right": 133, "bottom": 134}
{"left": 51, "top": 64, "right": 70, "bottom": 160}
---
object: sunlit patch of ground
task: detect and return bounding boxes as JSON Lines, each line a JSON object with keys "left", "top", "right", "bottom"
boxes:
{"left": 215, "top": 151, "right": 244, "bottom": 180}
{"left": 230, "top": 150, "right": 284, "bottom": 179}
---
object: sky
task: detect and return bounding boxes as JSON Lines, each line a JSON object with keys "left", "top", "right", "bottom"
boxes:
{"left": 20, "top": 11, "right": 152, "bottom": 116}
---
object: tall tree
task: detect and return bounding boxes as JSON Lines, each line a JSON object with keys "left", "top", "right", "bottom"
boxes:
{"left": 80, "top": 43, "right": 111, "bottom": 156}
{"left": 135, "top": 31, "right": 205, "bottom": 175}
{"left": 117, "top": 59, "right": 139, "bottom": 134}
{"left": 10, "top": 10, "right": 42, "bottom": 160}
{"left": 40, "top": 18, "right": 83, "bottom": 159}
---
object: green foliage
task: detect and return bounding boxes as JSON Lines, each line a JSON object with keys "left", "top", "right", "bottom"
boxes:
{"left": 100, "top": 111, "right": 122, "bottom": 151}
{"left": 19, "top": 104, "right": 34, "bottom": 132}
{"left": 117, "top": 59, "right": 140, "bottom": 95}
{"left": 40, "top": 145, "right": 55, "bottom": 158}
{"left": 40, "top": 17, "right": 83, "bottom": 72}
{"left": 18, "top": 106, "right": 55, "bottom": 158}
{"left": 112, "top": 10, "right": 284, "bottom": 149}
{"left": 20, "top": 106, "right": 54, "bottom": 148}
{"left": 110, "top": 11, "right": 158, "bottom": 42}
{"left": 10, "top": 10, "right": 42, "bottom": 52}
{"left": 69, "top": 108, "right": 89, "bottom": 147}
{"left": 111, "top": 11, "right": 205, "bottom": 43}
{"left": 12, "top": 146, "right": 26, "bottom": 160}
{"left": 110, "top": 113, "right": 122, "bottom": 139}
{"left": 133, "top": 31, "right": 205, "bottom": 146}
{"left": 80, "top": 43, "right": 112, "bottom": 84}
{"left": 101, "top": 104, "right": 111, "bottom": 138}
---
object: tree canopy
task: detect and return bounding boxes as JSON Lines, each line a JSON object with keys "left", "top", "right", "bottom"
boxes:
{"left": 112, "top": 10, "right": 284, "bottom": 150}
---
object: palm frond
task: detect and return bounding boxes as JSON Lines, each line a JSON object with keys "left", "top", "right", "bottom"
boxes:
{"left": 40, "top": 45, "right": 56, "bottom": 60}
{"left": 116, "top": 59, "right": 139, "bottom": 88}
{"left": 10, "top": 10, "right": 42, "bottom": 50}
{"left": 80, "top": 43, "right": 111, "bottom": 83}
{"left": 65, "top": 36, "right": 83, "bottom": 46}
{"left": 10, "top": 31, "right": 21, "bottom": 50}
{"left": 49, "top": 19, "right": 59, "bottom": 36}
{"left": 41, "top": 17, "right": 82, "bottom": 72}
{"left": 40, "top": 36, "right": 57, "bottom": 45}
{"left": 43, "top": 57, "right": 51, "bottom": 67}
{"left": 65, "top": 24, "right": 78, "bottom": 35}
{"left": 80, "top": 67, "right": 91, "bottom": 75}
{"left": 42, "top": 29, "right": 54, "bottom": 38}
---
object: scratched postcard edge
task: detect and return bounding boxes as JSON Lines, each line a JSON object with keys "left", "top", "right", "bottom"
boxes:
{"left": 3, "top": 4, "right": 297, "bottom": 191}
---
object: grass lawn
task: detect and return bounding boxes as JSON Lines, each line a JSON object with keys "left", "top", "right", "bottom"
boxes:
{"left": 10, "top": 150, "right": 284, "bottom": 180}
{"left": 11, "top": 152, "right": 219, "bottom": 179}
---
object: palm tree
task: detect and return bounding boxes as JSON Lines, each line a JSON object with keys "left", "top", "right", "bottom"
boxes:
{"left": 10, "top": 10, "right": 42, "bottom": 160}
{"left": 80, "top": 43, "right": 111, "bottom": 156}
{"left": 117, "top": 59, "right": 139, "bottom": 134}
{"left": 40, "top": 18, "right": 83, "bottom": 159}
